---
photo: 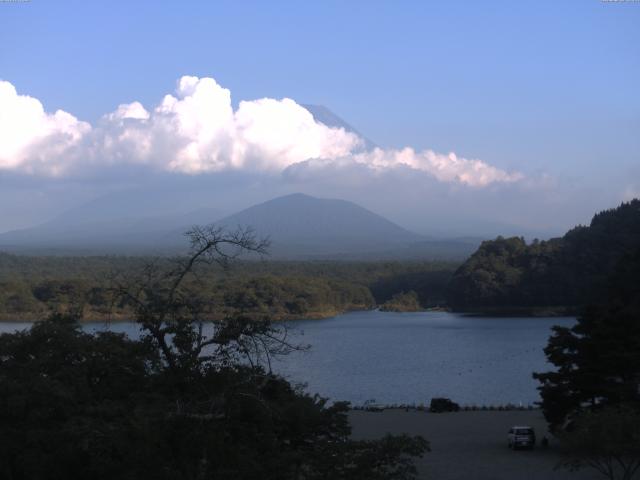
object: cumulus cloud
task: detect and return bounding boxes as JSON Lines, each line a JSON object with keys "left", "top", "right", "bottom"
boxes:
{"left": 0, "top": 76, "right": 523, "bottom": 186}
{"left": 283, "top": 148, "right": 524, "bottom": 187}
{"left": 0, "top": 81, "right": 90, "bottom": 175}
{"left": 351, "top": 148, "right": 523, "bottom": 187}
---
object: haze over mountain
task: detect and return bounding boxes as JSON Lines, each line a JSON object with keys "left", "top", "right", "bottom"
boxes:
{"left": 0, "top": 192, "right": 480, "bottom": 259}
{"left": 0, "top": 77, "right": 622, "bottom": 241}
{"left": 167, "top": 193, "right": 482, "bottom": 259}
{"left": 212, "top": 193, "right": 421, "bottom": 257}
{"left": 0, "top": 207, "right": 223, "bottom": 254}
{"left": 0, "top": 99, "right": 526, "bottom": 256}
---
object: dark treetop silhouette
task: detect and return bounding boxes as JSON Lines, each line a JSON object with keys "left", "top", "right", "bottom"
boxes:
{"left": 0, "top": 225, "right": 428, "bottom": 480}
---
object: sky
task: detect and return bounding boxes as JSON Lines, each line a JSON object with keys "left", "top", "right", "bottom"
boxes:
{"left": 0, "top": 0, "right": 639, "bottom": 236}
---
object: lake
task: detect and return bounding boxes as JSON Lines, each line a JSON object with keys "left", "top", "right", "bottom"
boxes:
{"left": 0, "top": 311, "right": 574, "bottom": 406}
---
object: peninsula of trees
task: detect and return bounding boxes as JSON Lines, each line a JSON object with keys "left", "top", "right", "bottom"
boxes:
{"left": 446, "top": 200, "right": 640, "bottom": 314}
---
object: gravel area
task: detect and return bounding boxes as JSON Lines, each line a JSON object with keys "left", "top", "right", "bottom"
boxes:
{"left": 349, "top": 409, "right": 600, "bottom": 480}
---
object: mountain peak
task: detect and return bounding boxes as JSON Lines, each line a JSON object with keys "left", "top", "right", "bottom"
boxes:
{"left": 216, "top": 193, "right": 422, "bottom": 257}
{"left": 269, "top": 192, "right": 316, "bottom": 202}
{"left": 301, "top": 104, "right": 376, "bottom": 151}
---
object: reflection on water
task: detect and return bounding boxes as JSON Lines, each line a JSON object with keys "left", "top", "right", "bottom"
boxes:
{"left": 0, "top": 311, "right": 574, "bottom": 406}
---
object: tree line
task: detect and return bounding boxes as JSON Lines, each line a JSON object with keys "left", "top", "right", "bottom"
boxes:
{"left": 0, "top": 254, "right": 456, "bottom": 321}
{"left": 447, "top": 199, "right": 640, "bottom": 313}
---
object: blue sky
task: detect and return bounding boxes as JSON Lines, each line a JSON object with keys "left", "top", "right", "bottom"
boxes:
{"left": 0, "top": 0, "right": 639, "bottom": 233}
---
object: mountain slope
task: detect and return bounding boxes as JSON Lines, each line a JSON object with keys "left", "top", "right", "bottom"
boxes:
{"left": 0, "top": 190, "right": 482, "bottom": 259}
{"left": 301, "top": 104, "right": 376, "bottom": 151}
{"left": 214, "top": 193, "right": 423, "bottom": 257}
{"left": 0, "top": 207, "right": 223, "bottom": 253}
{"left": 447, "top": 199, "right": 640, "bottom": 312}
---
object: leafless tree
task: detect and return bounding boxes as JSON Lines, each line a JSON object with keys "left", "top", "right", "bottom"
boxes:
{"left": 110, "top": 225, "right": 305, "bottom": 373}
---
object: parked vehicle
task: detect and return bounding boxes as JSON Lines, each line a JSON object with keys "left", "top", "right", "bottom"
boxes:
{"left": 362, "top": 399, "right": 384, "bottom": 412}
{"left": 507, "top": 426, "right": 536, "bottom": 450}
{"left": 429, "top": 397, "right": 460, "bottom": 413}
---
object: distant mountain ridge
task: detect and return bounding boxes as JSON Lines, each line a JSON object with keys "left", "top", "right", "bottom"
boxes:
{"left": 0, "top": 191, "right": 480, "bottom": 260}
{"left": 0, "top": 207, "right": 223, "bottom": 253}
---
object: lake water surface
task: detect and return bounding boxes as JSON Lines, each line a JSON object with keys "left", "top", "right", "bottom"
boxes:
{"left": 0, "top": 311, "right": 574, "bottom": 406}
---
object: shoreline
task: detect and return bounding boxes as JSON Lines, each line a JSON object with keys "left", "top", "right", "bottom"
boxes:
{"left": 454, "top": 306, "right": 580, "bottom": 317}
{"left": 0, "top": 305, "right": 579, "bottom": 323}
{"left": 0, "top": 306, "right": 373, "bottom": 324}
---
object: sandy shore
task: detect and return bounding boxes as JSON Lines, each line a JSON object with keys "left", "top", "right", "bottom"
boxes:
{"left": 349, "top": 409, "right": 600, "bottom": 480}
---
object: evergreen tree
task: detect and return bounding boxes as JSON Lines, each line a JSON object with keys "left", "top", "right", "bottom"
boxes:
{"left": 533, "top": 249, "right": 640, "bottom": 431}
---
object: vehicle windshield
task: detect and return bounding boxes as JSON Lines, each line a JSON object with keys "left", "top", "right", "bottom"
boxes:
{"left": 515, "top": 429, "right": 533, "bottom": 435}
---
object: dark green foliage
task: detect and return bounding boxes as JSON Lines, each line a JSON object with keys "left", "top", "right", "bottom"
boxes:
{"left": 0, "top": 226, "right": 430, "bottom": 480}
{"left": 379, "top": 291, "right": 421, "bottom": 312}
{"left": 370, "top": 269, "right": 451, "bottom": 307}
{"left": 0, "top": 254, "right": 456, "bottom": 321}
{"left": 533, "top": 248, "right": 640, "bottom": 431}
{"left": 0, "top": 314, "right": 156, "bottom": 479}
{"left": 556, "top": 405, "right": 640, "bottom": 480}
{"left": 215, "top": 275, "right": 375, "bottom": 319}
{"left": 0, "top": 316, "right": 398, "bottom": 479}
{"left": 0, "top": 316, "right": 430, "bottom": 480}
{"left": 533, "top": 246, "right": 640, "bottom": 479}
{"left": 0, "top": 280, "right": 44, "bottom": 316}
{"left": 448, "top": 200, "right": 640, "bottom": 311}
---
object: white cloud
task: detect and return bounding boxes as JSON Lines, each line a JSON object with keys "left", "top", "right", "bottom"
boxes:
{"left": 351, "top": 148, "right": 523, "bottom": 187}
{"left": 232, "top": 97, "right": 361, "bottom": 171}
{"left": 0, "top": 80, "right": 90, "bottom": 175}
{"left": 0, "top": 76, "right": 523, "bottom": 186}
{"left": 106, "top": 101, "right": 150, "bottom": 121}
{"left": 88, "top": 76, "right": 362, "bottom": 174}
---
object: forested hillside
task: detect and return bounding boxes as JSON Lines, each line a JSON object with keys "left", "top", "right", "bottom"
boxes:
{"left": 447, "top": 199, "right": 640, "bottom": 313}
{"left": 0, "top": 255, "right": 456, "bottom": 321}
